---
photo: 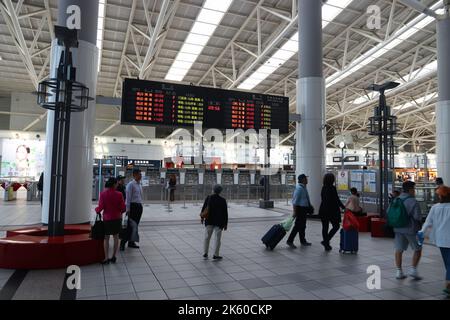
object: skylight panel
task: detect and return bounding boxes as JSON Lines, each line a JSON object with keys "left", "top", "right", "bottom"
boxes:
{"left": 165, "top": 0, "right": 234, "bottom": 82}
{"left": 190, "top": 22, "right": 218, "bottom": 37}
{"left": 238, "top": 2, "right": 352, "bottom": 90}
{"left": 197, "top": 9, "right": 226, "bottom": 24}
{"left": 96, "top": 0, "right": 106, "bottom": 72}
{"left": 326, "top": 1, "right": 442, "bottom": 89}
{"left": 203, "top": 0, "right": 233, "bottom": 12}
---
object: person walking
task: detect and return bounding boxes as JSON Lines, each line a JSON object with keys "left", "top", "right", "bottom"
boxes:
{"left": 391, "top": 181, "right": 423, "bottom": 280}
{"left": 116, "top": 175, "right": 126, "bottom": 201}
{"left": 201, "top": 185, "right": 228, "bottom": 260}
{"left": 344, "top": 187, "right": 364, "bottom": 216}
{"left": 95, "top": 177, "right": 126, "bottom": 264}
{"left": 37, "top": 172, "right": 44, "bottom": 206}
{"left": 120, "top": 169, "right": 143, "bottom": 250}
{"left": 418, "top": 186, "right": 450, "bottom": 296}
{"left": 319, "top": 173, "right": 346, "bottom": 251}
{"left": 286, "top": 174, "right": 313, "bottom": 248}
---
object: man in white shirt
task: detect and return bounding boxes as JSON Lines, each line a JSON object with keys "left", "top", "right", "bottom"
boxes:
{"left": 120, "top": 169, "right": 143, "bottom": 250}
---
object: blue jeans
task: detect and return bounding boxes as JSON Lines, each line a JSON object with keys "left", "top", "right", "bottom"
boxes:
{"left": 440, "top": 247, "right": 450, "bottom": 281}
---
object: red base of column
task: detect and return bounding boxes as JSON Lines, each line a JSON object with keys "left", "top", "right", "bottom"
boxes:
{"left": 0, "top": 225, "right": 104, "bottom": 269}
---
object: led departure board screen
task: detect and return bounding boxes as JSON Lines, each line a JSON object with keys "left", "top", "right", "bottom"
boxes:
{"left": 121, "top": 79, "right": 289, "bottom": 133}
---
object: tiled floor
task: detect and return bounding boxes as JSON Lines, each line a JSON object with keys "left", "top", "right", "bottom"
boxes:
{"left": 0, "top": 202, "right": 449, "bottom": 300}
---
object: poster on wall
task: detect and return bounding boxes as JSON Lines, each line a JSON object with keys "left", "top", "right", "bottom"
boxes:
{"left": 0, "top": 139, "right": 45, "bottom": 180}
{"left": 364, "top": 171, "right": 377, "bottom": 193}
{"left": 337, "top": 170, "right": 349, "bottom": 191}
{"left": 350, "top": 170, "right": 363, "bottom": 191}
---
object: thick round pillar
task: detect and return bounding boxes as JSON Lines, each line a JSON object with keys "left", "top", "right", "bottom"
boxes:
{"left": 296, "top": 0, "right": 326, "bottom": 209}
{"left": 42, "top": 0, "right": 99, "bottom": 224}
{"left": 436, "top": 17, "right": 450, "bottom": 186}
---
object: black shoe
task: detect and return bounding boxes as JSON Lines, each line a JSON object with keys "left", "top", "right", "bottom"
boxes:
{"left": 320, "top": 241, "right": 328, "bottom": 250}
{"left": 109, "top": 256, "right": 117, "bottom": 264}
{"left": 128, "top": 243, "right": 140, "bottom": 249}
{"left": 301, "top": 241, "right": 312, "bottom": 246}
{"left": 213, "top": 256, "right": 223, "bottom": 260}
{"left": 203, "top": 253, "right": 208, "bottom": 258}
{"left": 101, "top": 259, "right": 110, "bottom": 265}
{"left": 286, "top": 242, "right": 297, "bottom": 249}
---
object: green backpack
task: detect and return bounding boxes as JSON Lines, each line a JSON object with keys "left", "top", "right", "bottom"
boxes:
{"left": 387, "top": 197, "right": 410, "bottom": 228}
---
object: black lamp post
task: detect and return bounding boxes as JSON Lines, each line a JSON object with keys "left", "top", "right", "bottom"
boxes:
{"left": 367, "top": 81, "right": 399, "bottom": 217}
{"left": 36, "top": 26, "right": 93, "bottom": 237}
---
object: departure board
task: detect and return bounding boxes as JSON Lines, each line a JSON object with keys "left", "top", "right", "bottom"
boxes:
{"left": 121, "top": 79, "right": 289, "bottom": 133}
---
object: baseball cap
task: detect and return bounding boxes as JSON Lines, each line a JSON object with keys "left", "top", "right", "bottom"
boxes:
{"left": 116, "top": 175, "right": 125, "bottom": 180}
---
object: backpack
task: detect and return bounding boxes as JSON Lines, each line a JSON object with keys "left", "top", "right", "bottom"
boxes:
{"left": 387, "top": 197, "right": 411, "bottom": 228}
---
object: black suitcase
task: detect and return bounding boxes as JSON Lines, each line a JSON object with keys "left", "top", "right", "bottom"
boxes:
{"left": 262, "top": 224, "right": 286, "bottom": 250}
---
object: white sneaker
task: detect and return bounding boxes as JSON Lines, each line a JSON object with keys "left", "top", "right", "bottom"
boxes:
{"left": 408, "top": 268, "right": 423, "bottom": 280}
{"left": 396, "top": 269, "right": 407, "bottom": 280}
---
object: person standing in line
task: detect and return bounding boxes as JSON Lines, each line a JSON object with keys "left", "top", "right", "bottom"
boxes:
{"left": 116, "top": 175, "right": 126, "bottom": 201}
{"left": 286, "top": 174, "right": 313, "bottom": 248}
{"left": 120, "top": 169, "right": 143, "bottom": 250}
{"left": 391, "top": 181, "right": 423, "bottom": 280}
{"left": 201, "top": 185, "right": 228, "bottom": 260}
{"left": 95, "top": 177, "right": 126, "bottom": 264}
{"left": 37, "top": 172, "right": 44, "bottom": 205}
{"left": 319, "top": 173, "right": 346, "bottom": 251}
{"left": 169, "top": 174, "right": 176, "bottom": 202}
{"left": 418, "top": 186, "right": 450, "bottom": 296}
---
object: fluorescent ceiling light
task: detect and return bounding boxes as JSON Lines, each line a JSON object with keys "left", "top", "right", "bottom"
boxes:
{"left": 238, "top": 1, "right": 353, "bottom": 91}
{"left": 96, "top": 0, "right": 106, "bottom": 72}
{"left": 165, "top": 0, "right": 234, "bottom": 82}
{"left": 326, "top": 1, "right": 442, "bottom": 88}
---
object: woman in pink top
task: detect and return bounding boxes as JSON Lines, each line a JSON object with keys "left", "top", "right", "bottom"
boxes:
{"left": 95, "top": 177, "right": 126, "bottom": 264}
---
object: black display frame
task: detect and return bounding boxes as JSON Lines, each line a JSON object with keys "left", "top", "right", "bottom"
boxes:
{"left": 121, "top": 78, "right": 289, "bottom": 133}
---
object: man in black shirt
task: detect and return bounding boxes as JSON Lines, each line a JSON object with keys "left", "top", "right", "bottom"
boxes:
{"left": 116, "top": 175, "right": 126, "bottom": 200}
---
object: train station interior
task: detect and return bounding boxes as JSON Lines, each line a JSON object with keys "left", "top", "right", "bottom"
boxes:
{"left": 0, "top": 0, "right": 449, "bottom": 301}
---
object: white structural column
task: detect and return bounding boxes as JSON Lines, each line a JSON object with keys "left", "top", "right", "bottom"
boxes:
{"left": 42, "top": 0, "right": 99, "bottom": 224}
{"left": 436, "top": 14, "right": 450, "bottom": 185}
{"left": 296, "top": 0, "right": 326, "bottom": 209}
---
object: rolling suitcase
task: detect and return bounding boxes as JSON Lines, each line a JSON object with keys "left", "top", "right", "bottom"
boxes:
{"left": 339, "top": 228, "right": 358, "bottom": 254}
{"left": 262, "top": 224, "right": 286, "bottom": 250}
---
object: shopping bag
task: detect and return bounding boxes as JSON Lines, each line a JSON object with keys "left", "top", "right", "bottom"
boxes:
{"left": 119, "top": 214, "right": 129, "bottom": 240}
{"left": 280, "top": 216, "right": 295, "bottom": 232}
{"left": 90, "top": 213, "right": 105, "bottom": 240}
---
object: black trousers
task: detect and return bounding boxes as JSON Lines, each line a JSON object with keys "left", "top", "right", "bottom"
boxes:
{"left": 321, "top": 218, "right": 340, "bottom": 244}
{"left": 287, "top": 206, "right": 308, "bottom": 243}
{"left": 122, "top": 203, "right": 143, "bottom": 244}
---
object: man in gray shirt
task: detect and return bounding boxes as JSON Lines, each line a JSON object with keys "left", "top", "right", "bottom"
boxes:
{"left": 392, "top": 181, "right": 423, "bottom": 280}
{"left": 120, "top": 169, "right": 143, "bottom": 250}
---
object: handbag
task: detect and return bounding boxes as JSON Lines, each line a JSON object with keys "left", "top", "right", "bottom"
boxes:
{"left": 90, "top": 213, "right": 105, "bottom": 240}
{"left": 343, "top": 210, "right": 360, "bottom": 231}
{"left": 200, "top": 196, "right": 211, "bottom": 220}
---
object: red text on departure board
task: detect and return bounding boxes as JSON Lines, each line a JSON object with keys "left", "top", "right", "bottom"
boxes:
{"left": 135, "top": 91, "right": 164, "bottom": 122}
{"left": 231, "top": 101, "right": 255, "bottom": 130}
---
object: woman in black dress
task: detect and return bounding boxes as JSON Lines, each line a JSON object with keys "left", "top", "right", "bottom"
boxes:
{"left": 319, "top": 173, "right": 345, "bottom": 251}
